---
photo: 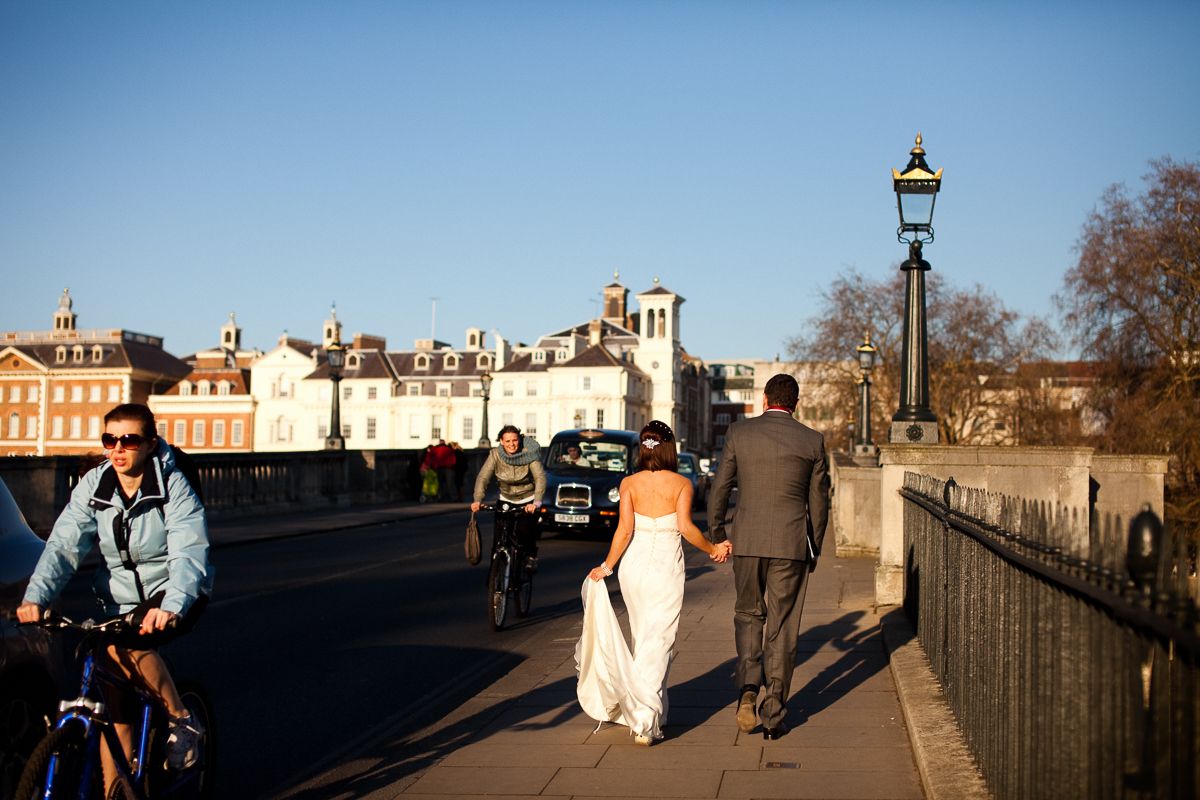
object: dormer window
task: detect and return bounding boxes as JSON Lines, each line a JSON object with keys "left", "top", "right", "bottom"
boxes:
{"left": 73, "top": 345, "right": 84, "bottom": 363}
{"left": 179, "top": 381, "right": 193, "bottom": 396}
{"left": 218, "top": 381, "right": 232, "bottom": 396}
{"left": 415, "top": 354, "right": 430, "bottom": 370}
{"left": 556, "top": 349, "right": 568, "bottom": 361}
{"left": 347, "top": 354, "right": 360, "bottom": 369}
{"left": 476, "top": 353, "right": 492, "bottom": 369}
{"left": 198, "top": 380, "right": 211, "bottom": 396}
{"left": 92, "top": 345, "right": 103, "bottom": 362}
{"left": 533, "top": 350, "right": 546, "bottom": 363}
{"left": 55, "top": 346, "right": 66, "bottom": 364}
{"left": 445, "top": 353, "right": 459, "bottom": 369}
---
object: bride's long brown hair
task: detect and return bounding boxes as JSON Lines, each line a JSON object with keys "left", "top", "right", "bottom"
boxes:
{"left": 638, "top": 420, "right": 678, "bottom": 472}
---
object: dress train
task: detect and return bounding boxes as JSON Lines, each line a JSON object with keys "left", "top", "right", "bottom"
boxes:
{"left": 576, "top": 512, "right": 685, "bottom": 740}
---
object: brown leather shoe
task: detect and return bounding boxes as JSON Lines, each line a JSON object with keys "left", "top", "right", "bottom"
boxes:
{"left": 736, "top": 689, "right": 758, "bottom": 733}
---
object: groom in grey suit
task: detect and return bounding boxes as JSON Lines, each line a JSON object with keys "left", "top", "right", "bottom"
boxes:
{"left": 707, "top": 373, "right": 830, "bottom": 740}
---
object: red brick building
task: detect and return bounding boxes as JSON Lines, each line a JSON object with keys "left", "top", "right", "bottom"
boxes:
{"left": 150, "top": 314, "right": 260, "bottom": 452}
{"left": 0, "top": 290, "right": 190, "bottom": 456}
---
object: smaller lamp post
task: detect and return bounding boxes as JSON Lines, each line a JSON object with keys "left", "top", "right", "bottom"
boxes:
{"left": 854, "top": 332, "right": 878, "bottom": 463}
{"left": 478, "top": 371, "right": 493, "bottom": 448}
{"left": 325, "top": 338, "right": 346, "bottom": 450}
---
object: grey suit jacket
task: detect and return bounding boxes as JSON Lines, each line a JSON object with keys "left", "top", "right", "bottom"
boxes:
{"left": 706, "top": 410, "right": 830, "bottom": 561}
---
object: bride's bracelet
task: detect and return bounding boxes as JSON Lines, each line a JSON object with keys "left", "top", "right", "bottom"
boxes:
{"left": 597, "top": 562, "right": 613, "bottom": 576}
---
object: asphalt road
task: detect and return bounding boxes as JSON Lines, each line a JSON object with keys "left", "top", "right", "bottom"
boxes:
{"left": 56, "top": 510, "right": 613, "bottom": 799}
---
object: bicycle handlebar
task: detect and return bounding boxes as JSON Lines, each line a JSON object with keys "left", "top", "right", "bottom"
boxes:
{"left": 476, "top": 502, "right": 536, "bottom": 513}
{"left": 20, "top": 608, "right": 151, "bottom": 636}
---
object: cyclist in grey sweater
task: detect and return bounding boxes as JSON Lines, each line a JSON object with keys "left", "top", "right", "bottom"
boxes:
{"left": 471, "top": 425, "right": 547, "bottom": 569}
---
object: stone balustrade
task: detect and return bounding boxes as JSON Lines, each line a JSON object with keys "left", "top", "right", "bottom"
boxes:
{"left": 0, "top": 448, "right": 490, "bottom": 535}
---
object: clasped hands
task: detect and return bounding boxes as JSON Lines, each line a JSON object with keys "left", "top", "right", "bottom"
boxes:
{"left": 710, "top": 540, "right": 733, "bottom": 563}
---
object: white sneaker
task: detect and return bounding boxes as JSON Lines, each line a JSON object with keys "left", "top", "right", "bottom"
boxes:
{"left": 167, "top": 714, "right": 203, "bottom": 770}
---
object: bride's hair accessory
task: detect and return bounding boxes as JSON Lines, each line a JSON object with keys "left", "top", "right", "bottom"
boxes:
{"left": 645, "top": 419, "right": 674, "bottom": 440}
{"left": 597, "top": 562, "right": 613, "bottom": 576}
{"left": 642, "top": 438, "right": 660, "bottom": 449}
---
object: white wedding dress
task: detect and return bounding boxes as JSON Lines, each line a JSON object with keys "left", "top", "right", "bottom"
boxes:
{"left": 576, "top": 512, "right": 685, "bottom": 740}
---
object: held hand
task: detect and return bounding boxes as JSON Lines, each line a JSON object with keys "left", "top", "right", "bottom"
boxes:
{"left": 16, "top": 603, "right": 43, "bottom": 624}
{"left": 470, "top": 501, "right": 481, "bottom": 513}
{"left": 140, "top": 608, "right": 178, "bottom": 635}
{"left": 588, "top": 561, "right": 613, "bottom": 582}
{"left": 524, "top": 503, "right": 537, "bottom": 514}
{"left": 709, "top": 541, "right": 733, "bottom": 563}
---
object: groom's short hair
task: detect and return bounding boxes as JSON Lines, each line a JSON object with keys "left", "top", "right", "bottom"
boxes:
{"left": 764, "top": 374, "right": 799, "bottom": 411}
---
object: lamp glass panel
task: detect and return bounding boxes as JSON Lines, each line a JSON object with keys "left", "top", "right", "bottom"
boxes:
{"left": 858, "top": 349, "right": 875, "bottom": 372}
{"left": 327, "top": 347, "right": 345, "bottom": 369}
{"left": 898, "top": 192, "right": 935, "bottom": 228}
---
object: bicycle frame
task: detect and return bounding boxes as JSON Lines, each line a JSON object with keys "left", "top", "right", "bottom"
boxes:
{"left": 46, "top": 646, "right": 157, "bottom": 798}
{"left": 22, "top": 614, "right": 208, "bottom": 800}
{"left": 489, "top": 503, "right": 525, "bottom": 569}
{"left": 481, "top": 501, "right": 536, "bottom": 631}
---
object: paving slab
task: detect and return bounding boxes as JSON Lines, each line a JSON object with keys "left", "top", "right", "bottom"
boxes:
{"left": 404, "top": 765, "right": 558, "bottom": 795}
{"left": 717, "top": 767, "right": 924, "bottom": 799}
{"left": 439, "top": 743, "right": 608, "bottom": 768}
{"left": 546, "top": 766, "right": 724, "bottom": 797}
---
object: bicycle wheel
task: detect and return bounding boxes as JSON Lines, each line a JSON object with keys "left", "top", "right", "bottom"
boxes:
{"left": 488, "top": 550, "right": 511, "bottom": 631}
{"left": 515, "top": 564, "right": 533, "bottom": 618}
{"left": 14, "top": 723, "right": 100, "bottom": 799}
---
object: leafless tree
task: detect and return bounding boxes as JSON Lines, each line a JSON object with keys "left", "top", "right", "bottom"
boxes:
{"left": 788, "top": 269, "right": 1058, "bottom": 448}
{"left": 1058, "top": 157, "right": 1200, "bottom": 534}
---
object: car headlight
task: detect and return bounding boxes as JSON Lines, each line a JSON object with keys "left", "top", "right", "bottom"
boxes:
{"left": 608, "top": 486, "right": 621, "bottom": 503}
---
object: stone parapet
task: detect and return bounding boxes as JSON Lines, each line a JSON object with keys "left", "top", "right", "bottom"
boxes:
{"left": 869, "top": 444, "right": 1165, "bottom": 606}
{"left": 830, "top": 453, "right": 881, "bottom": 556}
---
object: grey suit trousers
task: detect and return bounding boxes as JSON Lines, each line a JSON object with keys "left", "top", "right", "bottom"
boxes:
{"left": 733, "top": 555, "right": 810, "bottom": 729}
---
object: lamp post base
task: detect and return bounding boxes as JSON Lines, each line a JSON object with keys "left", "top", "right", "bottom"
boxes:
{"left": 325, "top": 437, "right": 346, "bottom": 451}
{"left": 889, "top": 420, "right": 939, "bottom": 444}
{"left": 852, "top": 443, "right": 879, "bottom": 466}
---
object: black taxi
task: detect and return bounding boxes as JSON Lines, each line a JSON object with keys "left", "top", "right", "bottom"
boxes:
{"left": 536, "top": 428, "right": 641, "bottom": 537}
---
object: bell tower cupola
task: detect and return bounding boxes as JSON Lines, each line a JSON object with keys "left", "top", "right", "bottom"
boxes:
{"left": 220, "top": 312, "right": 242, "bottom": 351}
{"left": 53, "top": 288, "right": 77, "bottom": 333}
{"left": 322, "top": 303, "right": 343, "bottom": 348}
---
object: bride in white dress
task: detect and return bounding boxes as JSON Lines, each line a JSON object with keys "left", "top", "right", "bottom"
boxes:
{"left": 576, "top": 421, "right": 732, "bottom": 745}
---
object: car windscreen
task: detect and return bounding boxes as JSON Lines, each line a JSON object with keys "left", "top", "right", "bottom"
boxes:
{"left": 677, "top": 457, "right": 696, "bottom": 475}
{"left": 547, "top": 440, "right": 634, "bottom": 472}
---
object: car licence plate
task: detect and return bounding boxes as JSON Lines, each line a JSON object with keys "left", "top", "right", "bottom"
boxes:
{"left": 555, "top": 513, "right": 588, "bottom": 524}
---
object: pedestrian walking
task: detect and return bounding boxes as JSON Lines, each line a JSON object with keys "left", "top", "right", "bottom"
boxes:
{"left": 706, "top": 373, "right": 830, "bottom": 740}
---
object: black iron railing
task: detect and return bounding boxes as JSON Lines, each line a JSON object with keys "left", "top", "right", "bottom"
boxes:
{"left": 901, "top": 472, "right": 1199, "bottom": 800}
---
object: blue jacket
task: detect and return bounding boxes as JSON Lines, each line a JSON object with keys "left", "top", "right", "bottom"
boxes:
{"left": 24, "top": 440, "right": 214, "bottom": 616}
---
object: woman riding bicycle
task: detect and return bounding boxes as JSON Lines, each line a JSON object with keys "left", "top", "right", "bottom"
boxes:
{"left": 470, "top": 425, "right": 547, "bottom": 571}
{"left": 17, "top": 403, "right": 214, "bottom": 794}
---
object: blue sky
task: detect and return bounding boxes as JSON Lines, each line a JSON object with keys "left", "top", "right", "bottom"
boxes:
{"left": 2, "top": 1, "right": 1197, "bottom": 361}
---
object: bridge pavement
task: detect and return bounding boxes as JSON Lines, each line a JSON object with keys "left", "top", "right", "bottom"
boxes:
{"left": 207, "top": 503, "right": 985, "bottom": 800}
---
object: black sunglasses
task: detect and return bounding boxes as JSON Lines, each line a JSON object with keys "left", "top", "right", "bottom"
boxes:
{"left": 101, "top": 433, "right": 149, "bottom": 451}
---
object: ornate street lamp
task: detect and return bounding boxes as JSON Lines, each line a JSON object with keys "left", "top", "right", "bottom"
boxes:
{"left": 477, "top": 371, "right": 493, "bottom": 448}
{"left": 889, "top": 133, "right": 942, "bottom": 444}
{"left": 325, "top": 338, "right": 347, "bottom": 450}
{"left": 854, "top": 332, "right": 878, "bottom": 460}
